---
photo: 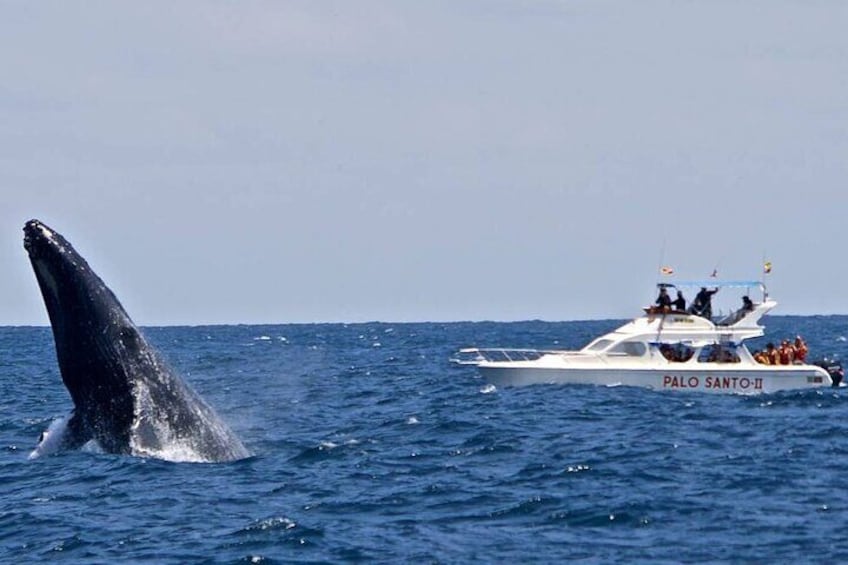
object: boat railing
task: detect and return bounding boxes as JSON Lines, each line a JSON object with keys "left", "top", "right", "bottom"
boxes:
{"left": 451, "top": 347, "right": 557, "bottom": 366}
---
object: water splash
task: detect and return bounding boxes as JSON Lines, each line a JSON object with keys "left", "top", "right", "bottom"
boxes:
{"left": 28, "top": 415, "right": 71, "bottom": 459}
{"left": 128, "top": 374, "right": 249, "bottom": 463}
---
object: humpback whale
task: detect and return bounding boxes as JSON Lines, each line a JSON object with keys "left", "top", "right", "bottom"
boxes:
{"left": 24, "top": 219, "right": 249, "bottom": 462}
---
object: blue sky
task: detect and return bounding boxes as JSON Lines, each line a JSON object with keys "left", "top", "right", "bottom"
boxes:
{"left": 2, "top": 2, "right": 846, "bottom": 325}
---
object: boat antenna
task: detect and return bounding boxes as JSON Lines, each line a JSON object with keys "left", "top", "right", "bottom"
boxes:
{"left": 656, "top": 238, "right": 667, "bottom": 285}
{"left": 655, "top": 309, "right": 668, "bottom": 343}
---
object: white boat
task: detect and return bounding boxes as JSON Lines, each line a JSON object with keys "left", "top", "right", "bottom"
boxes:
{"left": 454, "top": 281, "right": 844, "bottom": 394}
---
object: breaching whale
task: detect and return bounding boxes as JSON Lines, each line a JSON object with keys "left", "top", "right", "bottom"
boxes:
{"left": 24, "top": 219, "right": 249, "bottom": 462}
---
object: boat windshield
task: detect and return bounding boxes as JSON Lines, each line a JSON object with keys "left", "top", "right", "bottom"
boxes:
{"left": 584, "top": 339, "right": 646, "bottom": 356}
{"left": 608, "top": 342, "right": 647, "bottom": 356}
{"left": 584, "top": 338, "right": 614, "bottom": 352}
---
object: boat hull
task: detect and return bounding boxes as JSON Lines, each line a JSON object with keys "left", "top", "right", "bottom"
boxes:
{"left": 478, "top": 363, "right": 831, "bottom": 394}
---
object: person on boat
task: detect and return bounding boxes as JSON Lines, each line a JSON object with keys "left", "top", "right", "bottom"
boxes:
{"left": 674, "top": 344, "right": 694, "bottom": 362}
{"left": 720, "top": 347, "right": 740, "bottom": 363}
{"left": 765, "top": 342, "right": 779, "bottom": 365}
{"left": 793, "top": 336, "right": 809, "bottom": 364}
{"left": 724, "top": 295, "right": 756, "bottom": 324}
{"left": 672, "top": 290, "right": 686, "bottom": 312}
{"left": 778, "top": 340, "right": 794, "bottom": 365}
{"left": 753, "top": 350, "right": 769, "bottom": 364}
{"left": 655, "top": 287, "right": 672, "bottom": 311}
{"left": 690, "top": 286, "right": 719, "bottom": 318}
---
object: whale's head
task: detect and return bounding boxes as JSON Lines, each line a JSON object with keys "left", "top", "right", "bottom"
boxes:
{"left": 23, "top": 219, "right": 129, "bottom": 329}
{"left": 24, "top": 216, "right": 138, "bottom": 344}
{"left": 25, "top": 219, "right": 91, "bottom": 307}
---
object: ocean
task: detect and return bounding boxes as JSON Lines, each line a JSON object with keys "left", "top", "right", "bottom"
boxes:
{"left": 3, "top": 316, "right": 848, "bottom": 563}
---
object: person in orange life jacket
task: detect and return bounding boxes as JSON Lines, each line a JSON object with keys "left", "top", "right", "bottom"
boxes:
{"left": 765, "top": 342, "right": 779, "bottom": 365}
{"left": 792, "top": 336, "right": 808, "bottom": 363}
{"left": 778, "top": 340, "right": 794, "bottom": 365}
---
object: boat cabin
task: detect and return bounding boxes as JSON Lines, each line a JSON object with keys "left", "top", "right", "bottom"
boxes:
{"left": 579, "top": 280, "right": 772, "bottom": 364}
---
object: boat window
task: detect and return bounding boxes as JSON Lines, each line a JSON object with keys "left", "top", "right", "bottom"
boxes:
{"left": 608, "top": 342, "right": 647, "bottom": 356}
{"left": 585, "top": 339, "right": 614, "bottom": 352}
{"left": 659, "top": 344, "right": 695, "bottom": 363}
{"left": 697, "top": 344, "right": 741, "bottom": 364}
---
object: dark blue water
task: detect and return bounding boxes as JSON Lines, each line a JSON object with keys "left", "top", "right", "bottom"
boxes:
{"left": 4, "top": 317, "right": 848, "bottom": 562}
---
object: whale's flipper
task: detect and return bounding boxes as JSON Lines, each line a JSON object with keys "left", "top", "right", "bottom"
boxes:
{"left": 24, "top": 219, "right": 249, "bottom": 462}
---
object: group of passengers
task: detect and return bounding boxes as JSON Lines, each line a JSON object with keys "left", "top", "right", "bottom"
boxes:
{"left": 654, "top": 286, "right": 727, "bottom": 318}
{"left": 752, "top": 336, "right": 808, "bottom": 365}
{"left": 660, "top": 343, "right": 739, "bottom": 363}
{"left": 655, "top": 286, "right": 756, "bottom": 321}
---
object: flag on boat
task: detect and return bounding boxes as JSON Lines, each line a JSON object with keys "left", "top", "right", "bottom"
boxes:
{"left": 764, "top": 261, "right": 772, "bottom": 274}
{"left": 660, "top": 266, "right": 674, "bottom": 275}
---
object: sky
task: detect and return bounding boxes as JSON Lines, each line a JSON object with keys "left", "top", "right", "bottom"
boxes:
{"left": 1, "top": 1, "right": 846, "bottom": 326}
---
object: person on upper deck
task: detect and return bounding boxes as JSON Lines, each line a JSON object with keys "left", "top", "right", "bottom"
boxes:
{"left": 672, "top": 290, "right": 686, "bottom": 312}
{"left": 655, "top": 287, "right": 672, "bottom": 310}
{"left": 689, "top": 286, "right": 719, "bottom": 318}
{"left": 724, "top": 295, "right": 756, "bottom": 325}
